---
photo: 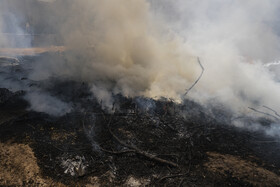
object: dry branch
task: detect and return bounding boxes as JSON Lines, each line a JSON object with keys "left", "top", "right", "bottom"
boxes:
{"left": 184, "top": 57, "right": 204, "bottom": 96}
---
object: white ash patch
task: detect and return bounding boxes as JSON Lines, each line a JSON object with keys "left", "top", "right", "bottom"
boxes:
{"left": 125, "top": 176, "right": 151, "bottom": 187}
{"left": 60, "top": 155, "right": 88, "bottom": 177}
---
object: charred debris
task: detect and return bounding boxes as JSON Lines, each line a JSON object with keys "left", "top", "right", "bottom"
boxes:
{"left": 1, "top": 55, "right": 280, "bottom": 186}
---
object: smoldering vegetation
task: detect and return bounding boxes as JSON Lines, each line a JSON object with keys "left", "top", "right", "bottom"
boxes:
{"left": 0, "top": 0, "right": 280, "bottom": 154}
{"left": 1, "top": 52, "right": 280, "bottom": 140}
{"left": 2, "top": 0, "right": 280, "bottom": 186}
{"left": 1, "top": 0, "right": 280, "bottom": 117}
{"left": 1, "top": 79, "right": 280, "bottom": 185}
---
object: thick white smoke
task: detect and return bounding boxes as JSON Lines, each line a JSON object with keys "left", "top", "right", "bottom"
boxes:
{"left": 2, "top": 0, "right": 280, "bottom": 119}
{"left": 162, "top": 0, "right": 280, "bottom": 114}
{"left": 29, "top": 0, "right": 198, "bottom": 103}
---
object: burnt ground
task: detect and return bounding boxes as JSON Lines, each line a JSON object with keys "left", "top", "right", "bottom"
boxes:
{"left": 1, "top": 55, "right": 280, "bottom": 186}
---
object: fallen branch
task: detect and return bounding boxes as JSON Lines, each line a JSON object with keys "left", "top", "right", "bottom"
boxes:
{"left": 263, "top": 105, "right": 280, "bottom": 118}
{"left": 248, "top": 107, "right": 280, "bottom": 121}
{"left": 107, "top": 118, "right": 178, "bottom": 167}
{"left": 184, "top": 57, "right": 204, "bottom": 96}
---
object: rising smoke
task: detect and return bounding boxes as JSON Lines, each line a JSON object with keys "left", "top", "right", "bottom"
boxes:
{"left": 29, "top": 0, "right": 197, "bottom": 101}
{"left": 0, "top": 0, "right": 33, "bottom": 48}
{"left": 1, "top": 0, "right": 280, "bottom": 120}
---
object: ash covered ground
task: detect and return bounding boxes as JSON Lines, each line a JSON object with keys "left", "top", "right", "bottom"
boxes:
{"left": 1, "top": 54, "right": 280, "bottom": 186}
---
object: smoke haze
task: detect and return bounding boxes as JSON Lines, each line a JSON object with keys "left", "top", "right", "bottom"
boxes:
{"left": 2, "top": 0, "right": 280, "bottom": 118}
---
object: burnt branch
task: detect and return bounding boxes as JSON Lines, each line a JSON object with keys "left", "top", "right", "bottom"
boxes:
{"left": 107, "top": 118, "right": 178, "bottom": 167}
{"left": 263, "top": 105, "right": 280, "bottom": 118}
{"left": 248, "top": 107, "right": 280, "bottom": 121}
{"left": 100, "top": 147, "right": 136, "bottom": 155}
{"left": 178, "top": 178, "right": 186, "bottom": 187}
{"left": 158, "top": 174, "right": 185, "bottom": 182}
{"left": 184, "top": 57, "right": 204, "bottom": 96}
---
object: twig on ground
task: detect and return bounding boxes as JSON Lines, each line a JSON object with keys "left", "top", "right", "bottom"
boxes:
{"left": 100, "top": 146, "right": 135, "bottom": 154}
{"left": 107, "top": 117, "right": 178, "bottom": 167}
{"left": 248, "top": 107, "right": 280, "bottom": 121}
{"left": 158, "top": 174, "right": 185, "bottom": 183}
{"left": 81, "top": 111, "right": 88, "bottom": 129}
{"left": 254, "top": 141, "right": 280, "bottom": 143}
{"left": 163, "top": 122, "right": 177, "bottom": 132}
{"left": 178, "top": 178, "right": 186, "bottom": 187}
{"left": 109, "top": 127, "right": 178, "bottom": 167}
{"left": 231, "top": 116, "right": 255, "bottom": 124}
{"left": 184, "top": 57, "right": 204, "bottom": 96}
{"left": 263, "top": 105, "right": 280, "bottom": 118}
{"left": 27, "top": 124, "right": 36, "bottom": 129}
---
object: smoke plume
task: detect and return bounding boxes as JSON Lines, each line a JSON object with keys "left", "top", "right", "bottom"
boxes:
{"left": 29, "top": 0, "right": 197, "bottom": 102}
{"left": 2, "top": 0, "right": 280, "bottom": 119}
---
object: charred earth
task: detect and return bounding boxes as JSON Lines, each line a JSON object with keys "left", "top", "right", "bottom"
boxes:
{"left": 1, "top": 54, "right": 280, "bottom": 186}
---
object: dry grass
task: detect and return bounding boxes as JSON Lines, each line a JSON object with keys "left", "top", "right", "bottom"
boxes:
{"left": 0, "top": 46, "right": 65, "bottom": 56}
{"left": 205, "top": 152, "right": 280, "bottom": 186}
{"left": 0, "top": 142, "right": 65, "bottom": 186}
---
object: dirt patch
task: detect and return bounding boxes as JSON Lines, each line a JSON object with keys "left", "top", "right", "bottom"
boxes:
{"left": 0, "top": 142, "right": 65, "bottom": 186}
{"left": 205, "top": 152, "right": 280, "bottom": 186}
{"left": 0, "top": 46, "right": 65, "bottom": 56}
